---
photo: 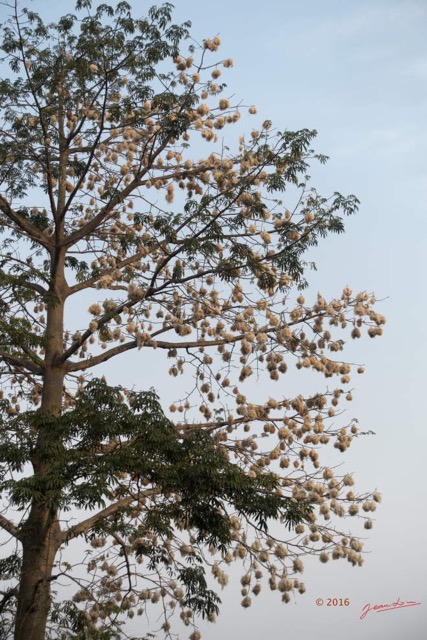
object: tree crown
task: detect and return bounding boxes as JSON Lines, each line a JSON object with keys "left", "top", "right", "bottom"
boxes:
{"left": 0, "top": 1, "right": 384, "bottom": 638}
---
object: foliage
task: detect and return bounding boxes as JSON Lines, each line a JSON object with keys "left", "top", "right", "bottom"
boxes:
{"left": 0, "top": 0, "right": 384, "bottom": 637}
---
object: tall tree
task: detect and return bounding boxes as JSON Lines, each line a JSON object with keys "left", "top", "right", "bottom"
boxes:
{"left": 0, "top": 1, "right": 384, "bottom": 638}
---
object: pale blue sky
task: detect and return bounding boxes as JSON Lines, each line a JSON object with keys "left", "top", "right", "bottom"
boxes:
{"left": 1, "top": 0, "right": 426, "bottom": 638}
{"left": 169, "top": 2, "right": 427, "bottom": 638}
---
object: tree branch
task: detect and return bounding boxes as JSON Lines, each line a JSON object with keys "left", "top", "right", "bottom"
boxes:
{"left": 0, "top": 272, "right": 47, "bottom": 297}
{"left": 63, "top": 135, "right": 173, "bottom": 249}
{"left": 65, "top": 333, "right": 246, "bottom": 372}
{"left": 14, "top": 8, "right": 58, "bottom": 220}
{"left": 0, "top": 513, "right": 21, "bottom": 540}
{"left": 0, "top": 351, "right": 43, "bottom": 374}
{"left": 65, "top": 340, "right": 136, "bottom": 372}
{"left": 0, "top": 587, "right": 18, "bottom": 615}
{"left": 64, "top": 307, "right": 323, "bottom": 373}
{"left": 65, "top": 252, "right": 145, "bottom": 297}
{"left": 0, "top": 196, "right": 51, "bottom": 249}
{"left": 61, "top": 489, "right": 158, "bottom": 543}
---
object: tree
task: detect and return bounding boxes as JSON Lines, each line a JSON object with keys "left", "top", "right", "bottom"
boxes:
{"left": 0, "top": 1, "right": 385, "bottom": 638}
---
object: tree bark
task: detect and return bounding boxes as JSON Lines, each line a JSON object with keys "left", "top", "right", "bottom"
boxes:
{"left": 14, "top": 510, "right": 62, "bottom": 640}
{"left": 14, "top": 248, "right": 67, "bottom": 639}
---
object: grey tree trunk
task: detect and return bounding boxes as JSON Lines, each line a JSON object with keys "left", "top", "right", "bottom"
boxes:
{"left": 14, "top": 510, "right": 61, "bottom": 640}
{"left": 14, "top": 249, "right": 67, "bottom": 639}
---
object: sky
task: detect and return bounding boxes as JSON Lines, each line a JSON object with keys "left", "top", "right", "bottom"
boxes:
{"left": 1, "top": 0, "right": 427, "bottom": 638}
{"left": 168, "top": 4, "right": 427, "bottom": 639}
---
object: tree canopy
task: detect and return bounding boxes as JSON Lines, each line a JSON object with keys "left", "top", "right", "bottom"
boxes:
{"left": 0, "top": 1, "right": 384, "bottom": 638}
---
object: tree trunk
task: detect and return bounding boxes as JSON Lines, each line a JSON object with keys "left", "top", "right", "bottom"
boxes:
{"left": 14, "top": 248, "right": 67, "bottom": 639}
{"left": 14, "top": 364, "right": 65, "bottom": 639}
{"left": 14, "top": 510, "right": 62, "bottom": 640}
